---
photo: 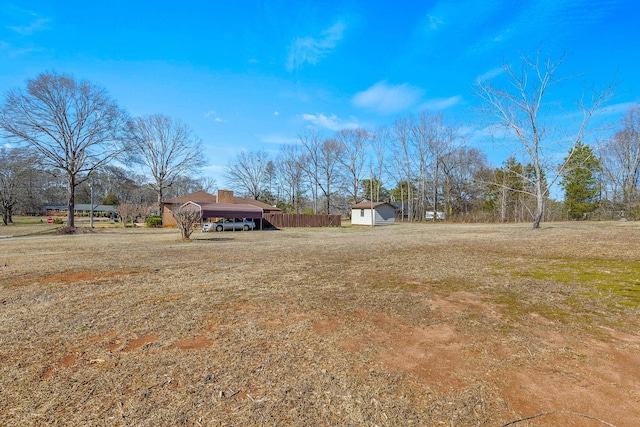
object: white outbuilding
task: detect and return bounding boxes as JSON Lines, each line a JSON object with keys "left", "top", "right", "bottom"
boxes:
{"left": 350, "top": 201, "right": 396, "bottom": 226}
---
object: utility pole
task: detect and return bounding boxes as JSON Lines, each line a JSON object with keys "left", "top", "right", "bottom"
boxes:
{"left": 370, "top": 168, "right": 374, "bottom": 228}
{"left": 89, "top": 173, "right": 94, "bottom": 229}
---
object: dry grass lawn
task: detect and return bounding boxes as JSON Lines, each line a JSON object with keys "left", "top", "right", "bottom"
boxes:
{"left": 1, "top": 220, "right": 639, "bottom": 426}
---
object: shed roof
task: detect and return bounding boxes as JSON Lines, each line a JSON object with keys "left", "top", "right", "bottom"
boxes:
{"left": 351, "top": 201, "right": 397, "bottom": 210}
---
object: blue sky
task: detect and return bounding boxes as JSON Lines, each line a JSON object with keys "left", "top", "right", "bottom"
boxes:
{"left": 1, "top": 0, "right": 638, "bottom": 187}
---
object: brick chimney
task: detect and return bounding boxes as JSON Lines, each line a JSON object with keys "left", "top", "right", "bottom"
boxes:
{"left": 217, "top": 189, "right": 234, "bottom": 204}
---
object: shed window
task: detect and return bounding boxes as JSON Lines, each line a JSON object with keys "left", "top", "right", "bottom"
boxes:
{"left": 360, "top": 209, "right": 365, "bottom": 217}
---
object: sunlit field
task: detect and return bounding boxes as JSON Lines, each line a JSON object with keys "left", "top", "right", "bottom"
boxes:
{"left": 1, "top": 220, "right": 639, "bottom": 426}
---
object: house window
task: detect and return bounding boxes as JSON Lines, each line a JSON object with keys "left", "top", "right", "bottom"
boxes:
{"left": 360, "top": 209, "right": 365, "bottom": 217}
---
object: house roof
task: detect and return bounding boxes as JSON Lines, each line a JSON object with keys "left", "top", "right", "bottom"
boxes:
{"left": 42, "top": 203, "right": 115, "bottom": 212}
{"left": 162, "top": 190, "right": 217, "bottom": 205}
{"left": 233, "top": 197, "right": 281, "bottom": 211}
{"left": 163, "top": 191, "right": 281, "bottom": 213}
{"left": 351, "top": 201, "right": 397, "bottom": 210}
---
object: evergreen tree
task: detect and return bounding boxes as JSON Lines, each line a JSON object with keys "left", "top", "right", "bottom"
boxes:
{"left": 360, "top": 178, "right": 389, "bottom": 201}
{"left": 103, "top": 192, "right": 120, "bottom": 205}
{"left": 486, "top": 157, "right": 526, "bottom": 222}
{"left": 560, "top": 142, "right": 601, "bottom": 219}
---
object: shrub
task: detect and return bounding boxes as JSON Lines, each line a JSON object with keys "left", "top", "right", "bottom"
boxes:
{"left": 146, "top": 216, "right": 163, "bottom": 228}
{"left": 53, "top": 218, "right": 64, "bottom": 225}
{"left": 57, "top": 226, "right": 76, "bottom": 234}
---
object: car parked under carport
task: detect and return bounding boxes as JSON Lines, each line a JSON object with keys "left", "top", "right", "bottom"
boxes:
{"left": 202, "top": 218, "right": 255, "bottom": 232}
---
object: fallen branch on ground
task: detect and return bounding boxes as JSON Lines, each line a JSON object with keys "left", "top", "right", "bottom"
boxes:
{"left": 501, "top": 410, "right": 616, "bottom": 426}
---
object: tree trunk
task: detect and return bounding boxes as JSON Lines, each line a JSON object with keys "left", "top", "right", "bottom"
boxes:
{"left": 157, "top": 187, "right": 164, "bottom": 221}
{"left": 326, "top": 190, "right": 330, "bottom": 214}
{"left": 433, "top": 163, "right": 439, "bottom": 222}
{"left": 67, "top": 175, "right": 75, "bottom": 228}
{"left": 533, "top": 175, "right": 544, "bottom": 229}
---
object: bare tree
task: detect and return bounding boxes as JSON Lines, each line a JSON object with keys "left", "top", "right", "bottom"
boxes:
{"left": 165, "top": 175, "right": 216, "bottom": 199}
{"left": 372, "top": 126, "right": 391, "bottom": 201}
{"left": 600, "top": 104, "right": 640, "bottom": 215}
{"left": 317, "top": 138, "right": 344, "bottom": 214}
{"left": 276, "top": 144, "right": 305, "bottom": 213}
{"left": 198, "top": 176, "right": 218, "bottom": 194}
{"left": 392, "top": 117, "right": 416, "bottom": 221}
{"left": 476, "top": 53, "right": 613, "bottom": 228}
{"left": 115, "top": 202, "right": 148, "bottom": 229}
{"left": 0, "top": 147, "right": 36, "bottom": 225}
{"left": 224, "top": 150, "right": 270, "bottom": 200}
{"left": 426, "top": 113, "right": 460, "bottom": 220}
{"left": 298, "top": 129, "right": 323, "bottom": 213}
{"left": 127, "top": 114, "right": 205, "bottom": 218}
{"left": 410, "top": 112, "right": 461, "bottom": 221}
{"left": 335, "top": 128, "right": 370, "bottom": 206}
{"left": 13, "top": 155, "right": 46, "bottom": 216}
{"left": 440, "top": 147, "right": 490, "bottom": 217}
{"left": 409, "top": 114, "right": 431, "bottom": 221}
{"left": 0, "top": 72, "right": 128, "bottom": 227}
{"left": 99, "top": 165, "right": 145, "bottom": 204}
{"left": 172, "top": 203, "right": 202, "bottom": 240}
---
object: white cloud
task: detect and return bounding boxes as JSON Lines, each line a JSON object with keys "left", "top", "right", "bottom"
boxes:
{"left": 419, "top": 96, "right": 462, "bottom": 111}
{"left": 9, "top": 17, "right": 51, "bottom": 35}
{"left": 205, "top": 110, "right": 224, "bottom": 122}
{"left": 492, "top": 29, "right": 511, "bottom": 43}
{"left": 259, "top": 133, "right": 299, "bottom": 145}
{"left": 601, "top": 101, "right": 635, "bottom": 116}
{"left": 273, "top": 111, "right": 280, "bottom": 116}
{"left": 286, "top": 20, "right": 346, "bottom": 71}
{"left": 352, "top": 82, "right": 423, "bottom": 115}
{"left": 0, "top": 41, "right": 41, "bottom": 58}
{"left": 475, "top": 67, "right": 505, "bottom": 83}
{"left": 301, "top": 113, "right": 359, "bottom": 131}
{"left": 468, "top": 0, "right": 619, "bottom": 57}
{"left": 427, "top": 14, "right": 444, "bottom": 30}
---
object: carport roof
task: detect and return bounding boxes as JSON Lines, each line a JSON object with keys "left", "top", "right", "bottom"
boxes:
{"left": 197, "top": 202, "right": 264, "bottom": 219}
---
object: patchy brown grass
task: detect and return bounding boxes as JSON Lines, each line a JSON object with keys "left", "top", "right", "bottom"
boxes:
{"left": 1, "top": 221, "right": 639, "bottom": 426}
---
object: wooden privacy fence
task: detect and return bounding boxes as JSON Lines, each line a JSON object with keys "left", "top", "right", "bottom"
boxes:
{"left": 263, "top": 213, "right": 342, "bottom": 228}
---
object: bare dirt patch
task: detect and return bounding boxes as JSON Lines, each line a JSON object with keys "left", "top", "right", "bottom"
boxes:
{"left": 7, "top": 269, "right": 137, "bottom": 288}
{"left": 171, "top": 335, "right": 213, "bottom": 350}
{"left": 122, "top": 334, "right": 158, "bottom": 352}
{"left": 1, "top": 222, "right": 639, "bottom": 426}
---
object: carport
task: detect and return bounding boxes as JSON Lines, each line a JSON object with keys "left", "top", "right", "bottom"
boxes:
{"left": 198, "top": 202, "right": 264, "bottom": 230}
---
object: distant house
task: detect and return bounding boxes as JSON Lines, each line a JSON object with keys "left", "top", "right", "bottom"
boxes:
{"left": 350, "top": 201, "right": 396, "bottom": 226}
{"left": 161, "top": 189, "right": 281, "bottom": 227}
{"left": 41, "top": 203, "right": 115, "bottom": 216}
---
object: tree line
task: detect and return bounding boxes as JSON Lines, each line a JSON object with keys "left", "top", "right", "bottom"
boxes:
{"left": 223, "top": 103, "right": 639, "bottom": 224}
{"left": 0, "top": 72, "right": 209, "bottom": 227}
{"left": 1, "top": 54, "right": 639, "bottom": 229}
{"left": 225, "top": 55, "right": 637, "bottom": 228}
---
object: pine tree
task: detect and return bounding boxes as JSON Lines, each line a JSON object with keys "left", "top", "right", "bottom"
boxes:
{"left": 561, "top": 142, "right": 601, "bottom": 220}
